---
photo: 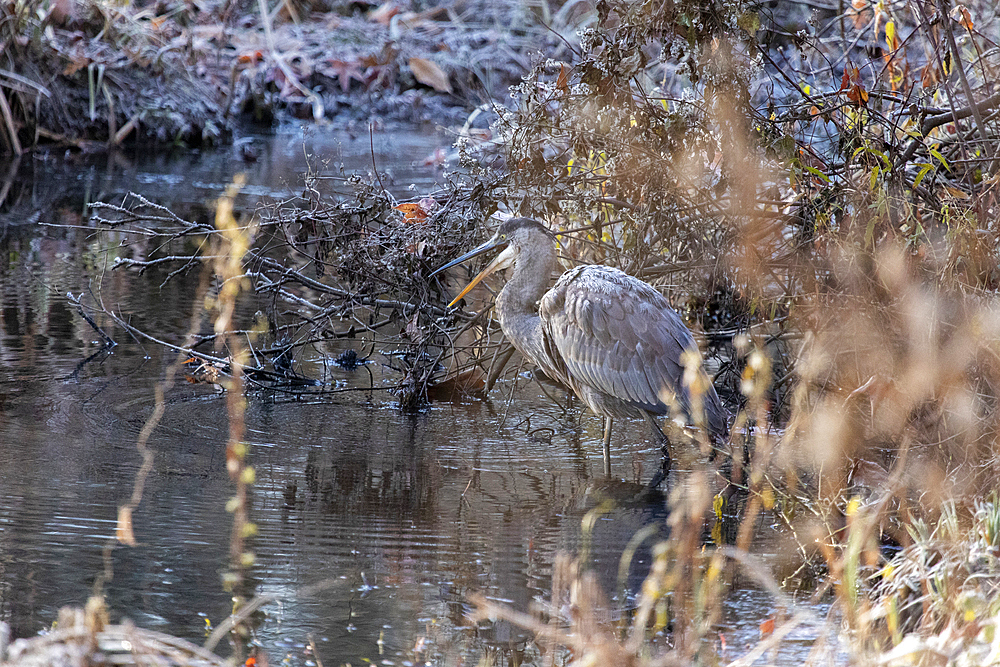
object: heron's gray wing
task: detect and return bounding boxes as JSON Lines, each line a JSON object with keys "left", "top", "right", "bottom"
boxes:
{"left": 540, "top": 265, "right": 723, "bottom": 431}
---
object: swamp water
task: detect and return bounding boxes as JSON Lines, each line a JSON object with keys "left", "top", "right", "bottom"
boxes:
{"left": 0, "top": 125, "right": 825, "bottom": 665}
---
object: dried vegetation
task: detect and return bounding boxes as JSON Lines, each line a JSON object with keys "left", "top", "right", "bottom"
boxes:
{"left": 0, "top": 0, "right": 557, "bottom": 153}
{"left": 72, "top": 0, "right": 1000, "bottom": 663}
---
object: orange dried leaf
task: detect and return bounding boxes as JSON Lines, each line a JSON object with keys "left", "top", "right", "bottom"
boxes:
{"left": 325, "top": 59, "right": 366, "bottom": 92}
{"left": 960, "top": 7, "right": 973, "bottom": 30}
{"left": 841, "top": 65, "right": 869, "bottom": 106}
{"left": 395, "top": 203, "right": 429, "bottom": 222}
{"left": 809, "top": 105, "right": 820, "bottom": 115}
{"left": 237, "top": 51, "right": 263, "bottom": 65}
{"left": 556, "top": 63, "right": 570, "bottom": 92}
{"left": 920, "top": 63, "right": 940, "bottom": 87}
{"left": 848, "top": 6, "right": 867, "bottom": 29}
{"left": 851, "top": 0, "right": 866, "bottom": 9}
{"left": 950, "top": 5, "right": 974, "bottom": 30}
{"left": 409, "top": 57, "right": 452, "bottom": 93}
{"left": 845, "top": 85, "right": 868, "bottom": 105}
{"left": 760, "top": 617, "right": 776, "bottom": 637}
{"left": 63, "top": 55, "right": 91, "bottom": 77}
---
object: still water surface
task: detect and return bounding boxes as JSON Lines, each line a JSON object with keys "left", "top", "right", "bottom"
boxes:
{"left": 0, "top": 125, "right": 821, "bottom": 665}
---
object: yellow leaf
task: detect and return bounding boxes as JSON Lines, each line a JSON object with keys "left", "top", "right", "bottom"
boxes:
{"left": 885, "top": 20, "right": 898, "bottom": 50}
{"left": 409, "top": 57, "right": 452, "bottom": 93}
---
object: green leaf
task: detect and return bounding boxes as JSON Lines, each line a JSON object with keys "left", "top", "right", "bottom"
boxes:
{"left": 852, "top": 145, "right": 889, "bottom": 169}
{"left": 913, "top": 163, "right": 933, "bottom": 190}
{"left": 930, "top": 148, "right": 949, "bottom": 169}
{"left": 803, "top": 164, "right": 830, "bottom": 182}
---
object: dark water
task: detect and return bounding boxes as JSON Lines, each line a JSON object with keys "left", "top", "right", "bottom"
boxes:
{"left": 0, "top": 126, "right": 823, "bottom": 665}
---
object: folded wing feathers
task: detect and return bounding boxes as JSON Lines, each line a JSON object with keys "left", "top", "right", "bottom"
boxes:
{"left": 541, "top": 265, "right": 705, "bottom": 416}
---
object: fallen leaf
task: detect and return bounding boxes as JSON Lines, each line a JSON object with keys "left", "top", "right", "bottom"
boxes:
{"left": 323, "top": 58, "right": 367, "bottom": 92}
{"left": 63, "top": 54, "right": 91, "bottom": 77}
{"left": 409, "top": 57, "right": 452, "bottom": 93}
{"left": 369, "top": 1, "right": 400, "bottom": 24}
{"left": 759, "top": 617, "right": 775, "bottom": 637}
{"left": 50, "top": 0, "right": 76, "bottom": 24}
{"left": 944, "top": 186, "right": 969, "bottom": 199}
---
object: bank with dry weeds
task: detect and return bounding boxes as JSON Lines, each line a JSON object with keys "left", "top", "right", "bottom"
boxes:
{"left": 0, "top": 0, "right": 555, "bottom": 153}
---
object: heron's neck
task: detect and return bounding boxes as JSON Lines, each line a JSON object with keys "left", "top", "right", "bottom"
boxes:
{"left": 497, "top": 243, "right": 556, "bottom": 316}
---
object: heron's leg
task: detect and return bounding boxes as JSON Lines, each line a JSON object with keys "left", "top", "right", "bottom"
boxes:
{"left": 642, "top": 412, "right": 672, "bottom": 489}
{"left": 601, "top": 417, "right": 613, "bottom": 477}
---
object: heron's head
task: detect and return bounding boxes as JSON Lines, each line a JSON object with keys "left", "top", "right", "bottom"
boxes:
{"left": 430, "top": 217, "right": 555, "bottom": 307}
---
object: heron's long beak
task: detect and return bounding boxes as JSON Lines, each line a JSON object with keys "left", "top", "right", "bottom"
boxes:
{"left": 429, "top": 233, "right": 515, "bottom": 307}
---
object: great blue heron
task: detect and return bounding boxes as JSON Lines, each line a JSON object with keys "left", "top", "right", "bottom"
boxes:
{"left": 430, "top": 217, "right": 729, "bottom": 481}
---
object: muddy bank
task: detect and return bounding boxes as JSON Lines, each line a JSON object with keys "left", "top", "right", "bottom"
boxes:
{"left": 0, "top": 0, "right": 563, "bottom": 153}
